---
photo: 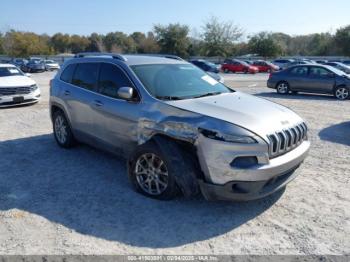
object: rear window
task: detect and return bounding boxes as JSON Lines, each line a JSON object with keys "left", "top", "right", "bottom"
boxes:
{"left": 60, "top": 64, "right": 76, "bottom": 83}
{"left": 72, "top": 63, "right": 99, "bottom": 91}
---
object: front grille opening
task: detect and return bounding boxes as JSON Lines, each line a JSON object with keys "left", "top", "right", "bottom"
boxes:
{"left": 268, "top": 122, "right": 308, "bottom": 159}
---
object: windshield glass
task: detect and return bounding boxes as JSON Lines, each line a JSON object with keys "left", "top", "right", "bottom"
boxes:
{"left": 325, "top": 65, "right": 348, "bottom": 76}
{"left": 131, "top": 63, "right": 231, "bottom": 100}
{"left": 45, "top": 60, "right": 55, "bottom": 63}
{"left": 0, "top": 67, "right": 23, "bottom": 77}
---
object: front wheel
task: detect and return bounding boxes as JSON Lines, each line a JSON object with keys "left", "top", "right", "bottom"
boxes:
{"left": 276, "top": 82, "right": 290, "bottom": 94}
{"left": 334, "top": 86, "right": 349, "bottom": 100}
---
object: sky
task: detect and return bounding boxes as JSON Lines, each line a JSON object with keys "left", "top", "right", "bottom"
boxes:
{"left": 1, "top": 0, "right": 349, "bottom": 37}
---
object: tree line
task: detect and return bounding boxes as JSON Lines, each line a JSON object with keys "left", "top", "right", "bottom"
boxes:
{"left": 0, "top": 16, "right": 349, "bottom": 58}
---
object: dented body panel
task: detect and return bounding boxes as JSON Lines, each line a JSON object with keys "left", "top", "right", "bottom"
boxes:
{"left": 50, "top": 55, "right": 310, "bottom": 201}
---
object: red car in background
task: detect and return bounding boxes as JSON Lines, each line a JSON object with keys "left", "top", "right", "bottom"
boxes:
{"left": 252, "top": 60, "right": 280, "bottom": 72}
{"left": 221, "top": 59, "right": 259, "bottom": 74}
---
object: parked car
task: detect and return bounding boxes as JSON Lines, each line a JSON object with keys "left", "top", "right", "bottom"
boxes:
{"left": 50, "top": 52, "right": 310, "bottom": 201}
{"left": 12, "top": 58, "right": 28, "bottom": 68}
{"left": 0, "top": 64, "right": 40, "bottom": 107}
{"left": 316, "top": 60, "right": 328, "bottom": 64}
{"left": 272, "top": 59, "right": 294, "bottom": 70}
{"left": 221, "top": 59, "right": 259, "bottom": 74}
{"left": 44, "top": 60, "right": 60, "bottom": 71}
{"left": 252, "top": 60, "right": 279, "bottom": 72}
{"left": 21, "top": 59, "right": 46, "bottom": 73}
{"left": 190, "top": 59, "right": 219, "bottom": 73}
{"left": 324, "top": 62, "right": 350, "bottom": 74}
{"left": 267, "top": 64, "right": 350, "bottom": 100}
{"left": 342, "top": 60, "right": 350, "bottom": 66}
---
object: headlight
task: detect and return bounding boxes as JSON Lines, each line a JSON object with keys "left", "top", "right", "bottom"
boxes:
{"left": 30, "top": 84, "right": 38, "bottom": 91}
{"left": 199, "top": 128, "right": 257, "bottom": 144}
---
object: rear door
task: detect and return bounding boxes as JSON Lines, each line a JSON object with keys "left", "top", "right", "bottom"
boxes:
{"left": 65, "top": 62, "right": 101, "bottom": 138}
{"left": 287, "top": 66, "right": 309, "bottom": 90}
{"left": 306, "top": 66, "right": 335, "bottom": 93}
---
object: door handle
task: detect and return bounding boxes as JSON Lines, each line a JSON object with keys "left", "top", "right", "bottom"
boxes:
{"left": 64, "top": 90, "right": 70, "bottom": 96}
{"left": 93, "top": 100, "right": 103, "bottom": 107}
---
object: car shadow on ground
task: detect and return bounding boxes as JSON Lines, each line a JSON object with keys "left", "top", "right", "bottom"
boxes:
{"left": 255, "top": 91, "right": 338, "bottom": 101}
{"left": 319, "top": 121, "right": 350, "bottom": 146}
{"left": 0, "top": 134, "right": 283, "bottom": 248}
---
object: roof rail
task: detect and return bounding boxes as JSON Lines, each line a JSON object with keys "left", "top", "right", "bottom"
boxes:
{"left": 74, "top": 52, "right": 127, "bottom": 62}
{"left": 140, "top": 54, "right": 184, "bottom": 61}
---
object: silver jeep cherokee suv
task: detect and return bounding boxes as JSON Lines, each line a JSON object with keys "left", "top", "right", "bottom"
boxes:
{"left": 50, "top": 53, "right": 310, "bottom": 201}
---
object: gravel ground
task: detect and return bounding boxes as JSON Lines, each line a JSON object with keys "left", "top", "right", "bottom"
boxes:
{"left": 0, "top": 72, "right": 349, "bottom": 255}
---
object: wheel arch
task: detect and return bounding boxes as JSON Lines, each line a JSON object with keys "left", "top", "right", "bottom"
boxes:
{"left": 129, "top": 133, "right": 203, "bottom": 198}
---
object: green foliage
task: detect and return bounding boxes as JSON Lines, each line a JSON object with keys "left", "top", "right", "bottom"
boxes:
{"left": 248, "top": 32, "right": 282, "bottom": 58}
{"left": 334, "top": 25, "right": 350, "bottom": 56}
{"left": 0, "top": 22, "right": 349, "bottom": 58}
{"left": 153, "top": 23, "right": 190, "bottom": 57}
{"left": 201, "top": 16, "right": 243, "bottom": 57}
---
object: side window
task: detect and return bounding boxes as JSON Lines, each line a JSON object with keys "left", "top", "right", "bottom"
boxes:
{"left": 60, "top": 64, "right": 76, "bottom": 83}
{"left": 309, "top": 67, "right": 330, "bottom": 77}
{"left": 72, "top": 63, "right": 99, "bottom": 91}
{"left": 98, "top": 63, "right": 132, "bottom": 98}
{"left": 290, "top": 66, "right": 308, "bottom": 76}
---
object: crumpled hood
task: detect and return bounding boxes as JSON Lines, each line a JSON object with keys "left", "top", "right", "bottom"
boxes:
{"left": 0, "top": 76, "right": 36, "bottom": 87}
{"left": 165, "top": 92, "right": 304, "bottom": 141}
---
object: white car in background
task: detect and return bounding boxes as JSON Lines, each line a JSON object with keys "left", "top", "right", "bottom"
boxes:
{"left": 0, "top": 64, "right": 40, "bottom": 107}
{"left": 44, "top": 60, "right": 60, "bottom": 71}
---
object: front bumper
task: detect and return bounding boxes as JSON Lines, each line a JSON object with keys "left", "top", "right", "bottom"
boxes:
{"left": 0, "top": 89, "right": 41, "bottom": 107}
{"left": 196, "top": 135, "right": 310, "bottom": 201}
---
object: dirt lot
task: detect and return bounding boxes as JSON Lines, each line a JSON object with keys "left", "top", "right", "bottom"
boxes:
{"left": 0, "top": 72, "right": 349, "bottom": 255}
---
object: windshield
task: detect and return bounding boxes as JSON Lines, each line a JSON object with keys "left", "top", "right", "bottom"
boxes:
{"left": 0, "top": 67, "right": 23, "bottom": 77}
{"left": 45, "top": 60, "right": 55, "bottom": 63}
{"left": 325, "top": 65, "right": 348, "bottom": 76}
{"left": 131, "top": 63, "right": 231, "bottom": 100}
{"left": 204, "top": 61, "right": 217, "bottom": 68}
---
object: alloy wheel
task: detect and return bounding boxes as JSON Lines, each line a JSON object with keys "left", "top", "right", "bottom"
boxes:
{"left": 135, "top": 153, "right": 169, "bottom": 195}
{"left": 54, "top": 115, "right": 68, "bottom": 144}
{"left": 335, "top": 87, "right": 349, "bottom": 100}
{"left": 277, "top": 82, "right": 289, "bottom": 94}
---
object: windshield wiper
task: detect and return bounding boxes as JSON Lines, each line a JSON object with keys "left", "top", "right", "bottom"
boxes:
{"left": 193, "top": 92, "right": 223, "bottom": 98}
{"left": 156, "top": 95, "right": 183, "bottom": 101}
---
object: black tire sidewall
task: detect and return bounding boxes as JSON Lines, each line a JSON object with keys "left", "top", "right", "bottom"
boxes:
{"left": 128, "top": 141, "right": 180, "bottom": 200}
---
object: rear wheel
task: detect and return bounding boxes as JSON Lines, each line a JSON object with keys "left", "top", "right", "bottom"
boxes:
{"left": 334, "top": 86, "right": 349, "bottom": 100}
{"left": 276, "top": 81, "right": 290, "bottom": 94}
{"left": 53, "top": 110, "right": 76, "bottom": 148}
{"left": 224, "top": 68, "right": 229, "bottom": 73}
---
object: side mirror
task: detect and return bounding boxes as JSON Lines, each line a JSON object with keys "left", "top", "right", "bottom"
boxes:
{"left": 25, "top": 73, "right": 32, "bottom": 77}
{"left": 117, "top": 86, "right": 134, "bottom": 100}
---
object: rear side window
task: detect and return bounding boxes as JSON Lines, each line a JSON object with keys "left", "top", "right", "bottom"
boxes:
{"left": 290, "top": 66, "right": 308, "bottom": 76}
{"left": 309, "top": 67, "right": 330, "bottom": 77}
{"left": 60, "top": 64, "right": 76, "bottom": 83}
{"left": 72, "top": 63, "right": 99, "bottom": 91}
{"left": 98, "top": 63, "right": 132, "bottom": 98}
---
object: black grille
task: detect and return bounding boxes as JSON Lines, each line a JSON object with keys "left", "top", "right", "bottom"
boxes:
{"left": 0, "top": 86, "right": 34, "bottom": 96}
{"left": 268, "top": 122, "right": 307, "bottom": 159}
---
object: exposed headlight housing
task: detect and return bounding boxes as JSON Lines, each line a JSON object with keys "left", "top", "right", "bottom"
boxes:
{"left": 199, "top": 128, "right": 257, "bottom": 144}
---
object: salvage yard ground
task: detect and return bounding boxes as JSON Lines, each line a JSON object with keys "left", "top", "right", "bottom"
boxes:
{"left": 0, "top": 72, "right": 349, "bottom": 255}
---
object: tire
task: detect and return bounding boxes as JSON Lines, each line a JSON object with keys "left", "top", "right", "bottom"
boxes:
{"left": 334, "top": 86, "right": 349, "bottom": 100}
{"left": 53, "top": 110, "right": 76, "bottom": 148}
{"left": 128, "top": 139, "right": 198, "bottom": 200}
{"left": 276, "top": 81, "right": 290, "bottom": 94}
{"left": 224, "top": 68, "right": 229, "bottom": 73}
